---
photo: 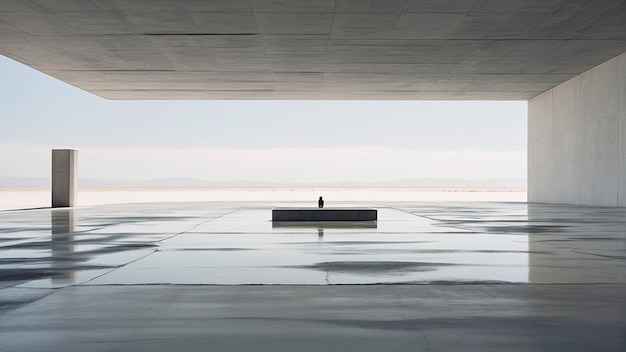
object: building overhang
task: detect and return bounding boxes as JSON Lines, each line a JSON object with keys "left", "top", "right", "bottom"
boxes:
{"left": 1, "top": 0, "right": 625, "bottom": 100}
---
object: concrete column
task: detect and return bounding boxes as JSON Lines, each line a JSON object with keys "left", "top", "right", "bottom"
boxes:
{"left": 52, "top": 149, "right": 77, "bottom": 208}
{"left": 528, "top": 52, "right": 626, "bottom": 207}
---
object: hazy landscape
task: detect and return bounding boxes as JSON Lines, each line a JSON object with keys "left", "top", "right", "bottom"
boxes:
{"left": 0, "top": 176, "right": 526, "bottom": 189}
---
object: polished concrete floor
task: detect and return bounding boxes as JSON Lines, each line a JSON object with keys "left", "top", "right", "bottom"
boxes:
{"left": 1, "top": 201, "right": 625, "bottom": 351}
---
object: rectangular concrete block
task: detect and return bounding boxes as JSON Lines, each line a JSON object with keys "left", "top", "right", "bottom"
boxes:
{"left": 52, "top": 149, "right": 77, "bottom": 208}
{"left": 272, "top": 208, "right": 377, "bottom": 222}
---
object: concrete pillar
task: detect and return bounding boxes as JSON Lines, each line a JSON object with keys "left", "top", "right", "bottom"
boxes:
{"left": 528, "top": 52, "right": 626, "bottom": 207}
{"left": 52, "top": 149, "right": 77, "bottom": 208}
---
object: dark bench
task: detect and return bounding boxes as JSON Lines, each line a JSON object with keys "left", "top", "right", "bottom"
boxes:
{"left": 272, "top": 207, "right": 377, "bottom": 222}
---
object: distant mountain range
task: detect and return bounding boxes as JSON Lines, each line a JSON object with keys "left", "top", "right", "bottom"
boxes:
{"left": 0, "top": 176, "right": 526, "bottom": 189}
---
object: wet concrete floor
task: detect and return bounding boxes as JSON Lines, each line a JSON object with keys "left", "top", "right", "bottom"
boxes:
{"left": 0, "top": 201, "right": 625, "bottom": 351}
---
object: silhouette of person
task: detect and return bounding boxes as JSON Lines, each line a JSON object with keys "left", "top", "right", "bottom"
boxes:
{"left": 318, "top": 196, "right": 324, "bottom": 208}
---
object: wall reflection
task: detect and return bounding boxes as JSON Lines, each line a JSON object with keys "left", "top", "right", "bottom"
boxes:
{"left": 527, "top": 203, "right": 626, "bottom": 284}
{"left": 51, "top": 209, "right": 76, "bottom": 284}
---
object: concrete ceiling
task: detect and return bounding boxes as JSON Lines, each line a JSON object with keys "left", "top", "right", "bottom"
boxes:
{"left": 1, "top": 0, "right": 625, "bottom": 100}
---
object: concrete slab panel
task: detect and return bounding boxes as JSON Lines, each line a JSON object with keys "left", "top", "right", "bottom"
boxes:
{"left": 264, "top": 39, "right": 328, "bottom": 55}
{"left": 188, "top": 12, "right": 260, "bottom": 33}
{"left": 336, "top": 0, "right": 406, "bottom": 14}
{"left": 330, "top": 13, "right": 398, "bottom": 40}
{"left": 404, "top": 0, "right": 477, "bottom": 13}
{"left": 327, "top": 45, "right": 386, "bottom": 64}
{"left": 250, "top": 0, "right": 335, "bottom": 13}
{"left": 391, "top": 13, "right": 465, "bottom": 39}
{"left": 256, "top": 13, "right": 333, "bottom": 35}
{"left": 1, "top": 1, "right": 625, "bottom": 99}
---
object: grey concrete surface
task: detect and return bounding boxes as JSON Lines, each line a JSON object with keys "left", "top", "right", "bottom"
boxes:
{"left": 1, "top": 201, "right": 625, "bottom": 286}
{"left": 1, "top": 1, "right": 625, "bottom": 100}
{"left": 0, "top": 201, "right": 625, "bottom": 350}
{"left": 529, "top": 52, "right": 626, "bottom": 207}
{"left": 51, "top": 149, "right": 77, "bottom": 208}
{"left": 1, "top": 284, "right": 624, "bottom": 352}
{"left": 272, "top": 207, "right": 377, "bottom": 221}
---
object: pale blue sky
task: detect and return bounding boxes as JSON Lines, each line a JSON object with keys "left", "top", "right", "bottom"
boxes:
{"left": 0, "top": 55, "right": 527, "bottom": 182}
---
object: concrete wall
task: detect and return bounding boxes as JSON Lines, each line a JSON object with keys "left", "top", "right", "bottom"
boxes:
{"left": 529, "top": 52, "right": 626, "bottom": 207}
{"left": 52, "top": 149, "right": 77, "bottom": 208}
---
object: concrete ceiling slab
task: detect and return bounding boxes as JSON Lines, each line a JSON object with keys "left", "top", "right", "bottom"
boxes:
{"left": 0, "top": 0, "right": 625, "bottom": 100}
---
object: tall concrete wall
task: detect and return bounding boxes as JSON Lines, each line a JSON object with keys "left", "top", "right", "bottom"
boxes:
{"left": 528, "top": 53, "right": 626, "bottom": 207}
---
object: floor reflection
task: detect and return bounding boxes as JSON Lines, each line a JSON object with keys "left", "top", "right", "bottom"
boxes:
{"left": 1, "top": 202, "right": 624, "bottom": 287}
{"left": 527, "top": 203, "right": 626, "bottom": 284}
{"left": 272, "top": 221, "right": 377, "bottom": 229}
{"left": 51, "top": 209, "right": 76, "bottom": 284}
{"left": 272, "top": 221, "right": 378, "bottom": 242}
{"left": 0, "top": 203, "right": 213, "bottom": 288}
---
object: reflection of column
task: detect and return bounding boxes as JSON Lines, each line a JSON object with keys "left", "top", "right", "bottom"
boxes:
{"left": 51, "top": 209, "right": 76, "bottom": 283}
{"left": 52, "top": 149, "right": 77, "bottom": 208}
{"left": 52, "top": 209, "right": 75, "bottom": 234}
